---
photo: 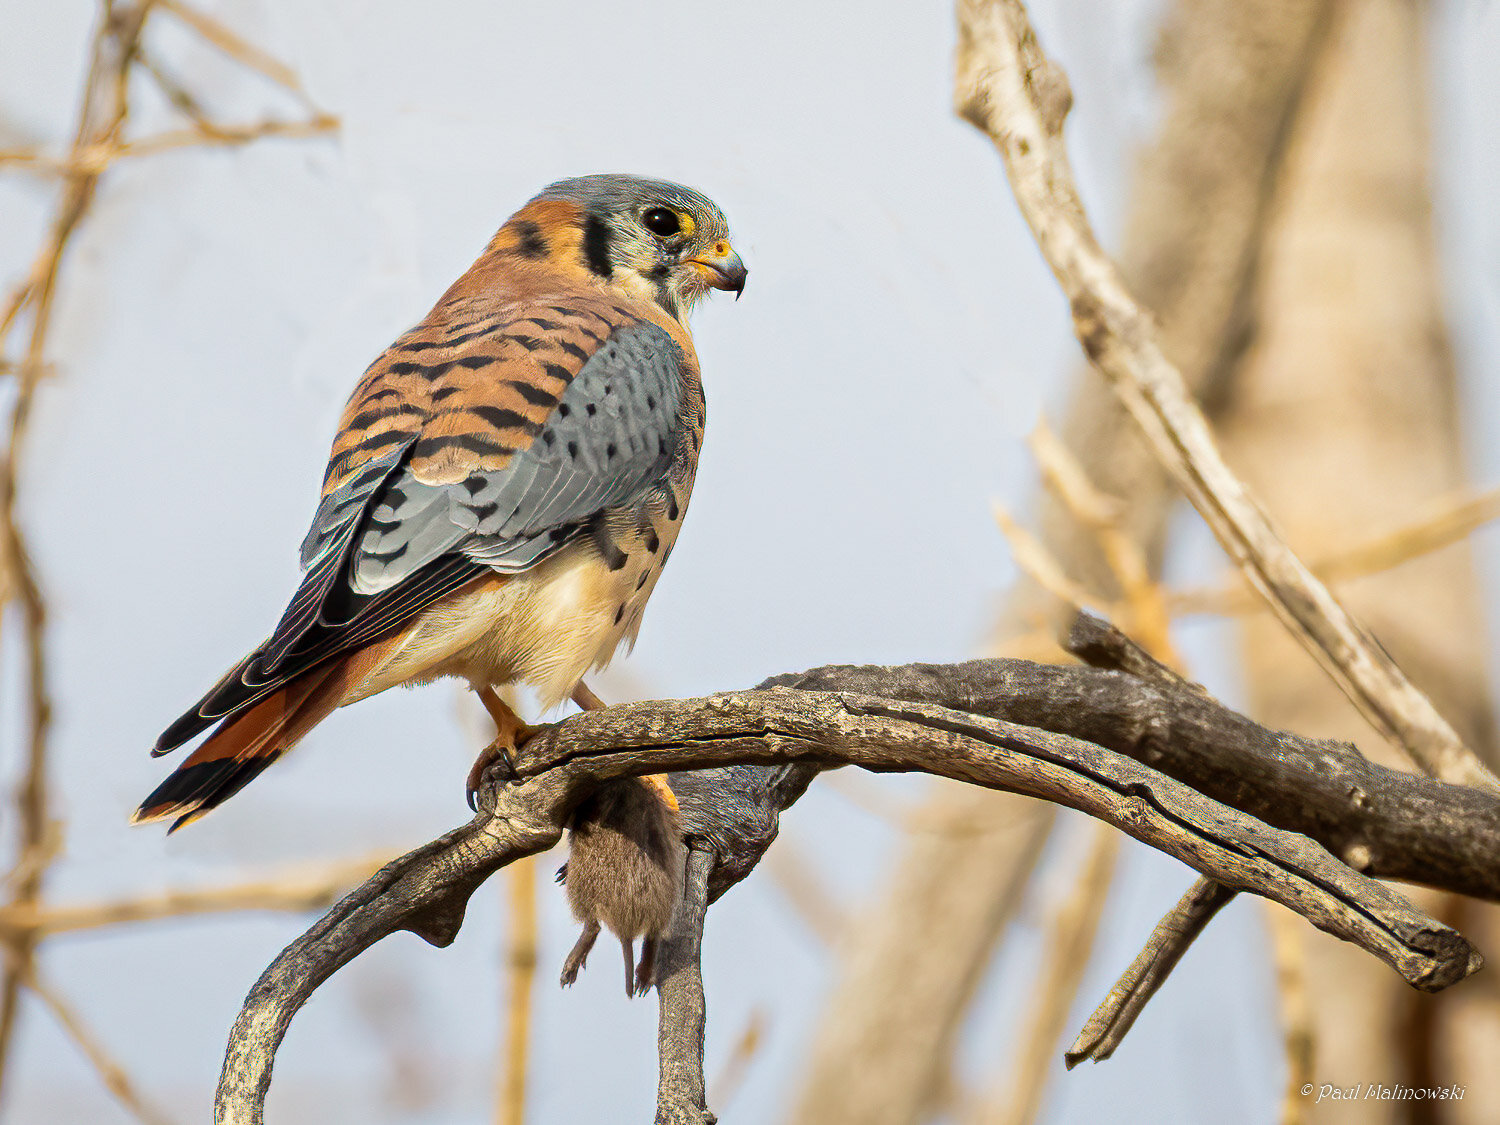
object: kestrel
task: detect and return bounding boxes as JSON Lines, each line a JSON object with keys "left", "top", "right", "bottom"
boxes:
{"left": 136, "top": 174, "right": 746, "bottom": 831}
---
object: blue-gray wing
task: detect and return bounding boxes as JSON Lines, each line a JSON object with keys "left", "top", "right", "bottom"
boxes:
{"left": 346, "top": 320, "right": 686, "bottom": 595}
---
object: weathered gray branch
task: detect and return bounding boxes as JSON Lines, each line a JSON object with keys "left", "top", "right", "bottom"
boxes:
{"left": 1065, "top": 874, "right": 1238, "bottom": 1067}
{"left": 655, "top": 848, "right": 715, "bottom": 1125}
{"left": 214, "top": 647, "right": 1499, "bottom": 1124}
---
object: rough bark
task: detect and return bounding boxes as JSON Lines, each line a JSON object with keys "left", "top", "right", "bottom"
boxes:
{"left": 215, "top": 651, "right": 1500, "bottom": 1124}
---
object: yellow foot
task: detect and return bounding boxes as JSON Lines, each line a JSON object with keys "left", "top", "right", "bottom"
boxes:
{"left": 468, "top": 687, "right": 538, "bottom": 811}
{"left": 640, "top": 772, "right": 679, "bottom": 815}
{"left": 569, "top": 680, "right": 678, "bottom": 815}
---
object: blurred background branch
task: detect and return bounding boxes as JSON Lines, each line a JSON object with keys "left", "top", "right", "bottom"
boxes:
{"left": 0, "top": 1, "right": 332, "bottom": 1118}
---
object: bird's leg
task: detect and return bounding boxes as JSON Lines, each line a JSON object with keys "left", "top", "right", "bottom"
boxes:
{"left": 634, "top": 936, "right": 659, "bottom": 997}
{"left": 466, "top": 686, "right": 538, "bottom": 810}
{"left": 570, "top": 681, "right": 609, "bottom": 711}
{"left": 570, "top": 680, "right": 679, "bottom": 814}
{"left": 560, "top": 920, "right": 599, "bottom": 988}
{"left": 621, "top": 935, "right": 638, "bottom": 998}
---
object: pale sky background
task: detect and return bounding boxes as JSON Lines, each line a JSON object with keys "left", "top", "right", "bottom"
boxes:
{"left": 2, "top": 1, "right": 1499, "bottom": 1123}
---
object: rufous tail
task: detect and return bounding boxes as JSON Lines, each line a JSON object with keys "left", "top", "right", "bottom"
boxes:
{"left": 134, "top": 654, "right": 365, "bottom": 832}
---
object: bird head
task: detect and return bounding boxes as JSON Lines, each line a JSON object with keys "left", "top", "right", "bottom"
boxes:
{"left": 523, "top": 174, "right": 747, "bottom": 320}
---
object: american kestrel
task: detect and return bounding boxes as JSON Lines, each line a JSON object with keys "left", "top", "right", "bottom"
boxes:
{"left": 136, "top": 174, "right": 746, "bottom": 831}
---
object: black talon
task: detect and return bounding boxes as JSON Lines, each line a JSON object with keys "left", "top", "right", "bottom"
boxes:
{"left": 465, "top": 742, "right": 518, "bottom": 811}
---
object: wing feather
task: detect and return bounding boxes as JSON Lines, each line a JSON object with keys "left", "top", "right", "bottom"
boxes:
{"left": 155, "top": 306, "right": 691, "bottom": 756}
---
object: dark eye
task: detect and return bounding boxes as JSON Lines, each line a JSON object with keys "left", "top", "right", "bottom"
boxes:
{"left": 641, "top": 208, "right": 681, "bottom": 237}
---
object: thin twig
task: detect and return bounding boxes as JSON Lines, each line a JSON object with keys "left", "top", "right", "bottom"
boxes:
{"left": 136, "top": 47, "right": 216, "bottom": 130}
{"left": 1171, "top": 487, "right": 1500, "bottom": 617}
{"left": 1029, "top": 421, "right": 1177, "bottom": 661}
{"left": 155, "top": 0, "right": 308, "bottom": 99}
{"left": 953, "top": 0, "right": 1496, "bottom": 793}
{"left": 707, "top": 1009, "right": 766, "bottom": 1116}
{"left": 1264, "top": 902, "right": 1313, "bottom": 1125}
{"left": 0, "top": 0, "right": 157, "bottom": 1100}
{"left": 0, "top": 855, "right": 389, "bottom": 939}
{"left": 1064, "top": 875, "right": 1237, "bottom": 1066}
{"left": 974, "top": 821, "right": 1120, "bottom": 1125}
{"left": 495, "top": 855, "right": 536, "bottom": 1125}
{"left": 993, "top": 503, "right": 1102, "bottom": 614}
{"left": 2, "top": 946, "right": 174, "bottom": 1125}
{"left": 0, "top": 114, "right": 337, "bottom": 178}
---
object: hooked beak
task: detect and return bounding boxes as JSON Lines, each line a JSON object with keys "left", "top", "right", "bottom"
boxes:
{"left": 688, "top": 241, "right": 748, "bottom": 299}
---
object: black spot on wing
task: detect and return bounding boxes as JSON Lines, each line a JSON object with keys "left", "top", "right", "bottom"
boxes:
{"left": 589, "top": 516, "right": 628, "bottom": 571}
{"left": 401, "top": 322, "right": 502, "bottom": 350}
{"left": 346, "top": 406, "right": 417, "bottom": 433}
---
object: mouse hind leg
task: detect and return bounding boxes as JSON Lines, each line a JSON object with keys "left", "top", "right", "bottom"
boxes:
{"left": 620, "top": 936, "right": 638, "bottom": 997}
{"left": 560, "top": 919, "right": 600, "bottom": 988}
{"left": 634, "top": 936, "right": 660, "bottom": 997}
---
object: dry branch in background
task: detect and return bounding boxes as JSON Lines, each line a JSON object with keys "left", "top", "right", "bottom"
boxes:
{"left": 496, "top": 856, "right": 538, "bottom": 1125}
{"left": 0, "top": 3, "right": 156, "bottom": 1099}
{"left": 1209, "top": 0, "right": 1500, "bottom": 1117}
{"left": 1171, "top": 488, "right": 1500, "bottom": 619}
{"left": 792, "top": 4, "right": 1342, "bottom": 1119}
{"left": 0, "top": 855, "right": 388, "bottom": 941}
{"left": 953, "top": 0, "right": 1493, "bottom": 794}
{"left": 0, "top": 1, "right": 334, "bottom": 1116}
{"left": 971, "top": 821, "right": 1120, "bottom": 1125}
{"left": 214, "top": 644, "right": 1500, "bottom": 1124}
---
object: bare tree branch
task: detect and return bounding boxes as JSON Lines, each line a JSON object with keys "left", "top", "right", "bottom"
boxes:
{"left": 952, "top": 0, "right": 1496, "bottom": 792}
{"left": 1065, "top": 875, "right": 1237, "bottom": 1066}
{"left": 0, "top": 2, "right": 158, "bottom": 1099}
{"left": 214, "top": 654, "right": 1494, "bottom": 1123}
{"left": 654, "top": 849, "right": 715, "bottom": 1125}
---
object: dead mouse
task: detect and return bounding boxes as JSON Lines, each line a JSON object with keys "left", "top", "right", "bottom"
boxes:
{"left": 558, "top": 776, "right": 685, "bottom": 997}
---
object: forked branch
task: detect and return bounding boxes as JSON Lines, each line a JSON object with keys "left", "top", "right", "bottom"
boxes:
{"left": 215, "top": 649, "right": 1496, "bottom": 1124}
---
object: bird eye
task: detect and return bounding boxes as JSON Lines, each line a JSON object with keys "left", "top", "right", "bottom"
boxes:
{"left": 641, "top": 208, "right": 682, "bottom": 237}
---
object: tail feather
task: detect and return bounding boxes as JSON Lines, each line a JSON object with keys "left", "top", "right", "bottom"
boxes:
{"left": 135, "top": 639, "right": 396, "bottom": 831}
